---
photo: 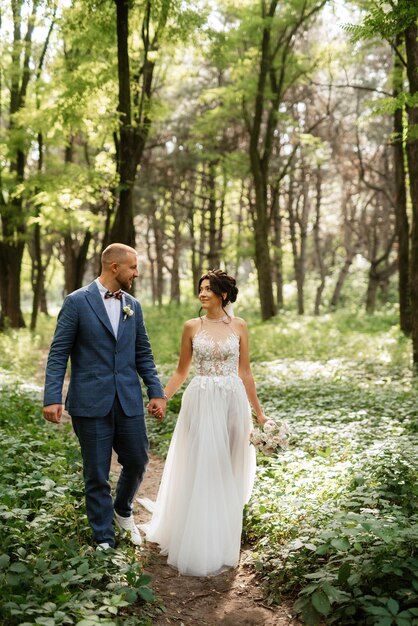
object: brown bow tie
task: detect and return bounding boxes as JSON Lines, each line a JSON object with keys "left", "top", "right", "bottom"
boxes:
{"left": 104, "top": 290, "right": 123, "bottom": 300}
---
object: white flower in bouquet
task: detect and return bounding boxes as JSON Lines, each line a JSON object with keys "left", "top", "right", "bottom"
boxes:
{"left": 249, "top": 418, "right": 290, "bottom": 456}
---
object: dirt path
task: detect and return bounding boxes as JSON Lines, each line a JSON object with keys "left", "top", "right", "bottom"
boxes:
{"left": 111, "top": 453, "right": 300, "bottom": 626}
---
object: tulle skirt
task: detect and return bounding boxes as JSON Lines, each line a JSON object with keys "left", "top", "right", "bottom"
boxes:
{"left": 139, "top": 374, "right": 256, "bottom": 576}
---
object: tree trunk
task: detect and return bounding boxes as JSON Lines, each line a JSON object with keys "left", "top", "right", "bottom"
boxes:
{"left": 288, "top": 176, "right": 299, "bottom": 308}
{"left": 111, "top": 0, "right": 163, "bottom": 247}
{"left": 250, "top": 157, "right": 276, "bottom": 319}
{"left": 111, "top": 0, "right": 136, "bottom": 246}
{"left": 313, "top": 166, "right": 326, "bottom": 315}
{"left": 271, "top": 185, "right": 284, "bottom": 309}
{"left": 152, "top": 213, "right": 164, "bottom": 306}
{"left": 0, "top": 241, "right": 25, "bottom": 328}
{"left": 296, "top": 169, "right": 311, "bottom": 315}
{"left": 404, "top": 22, "right": 418, "bottom": 368}
{"left": 0, "top": 0, "right": 38, "bottom": 328}
{"left": 330, "top": 253, "right": 355, "bottom": 309}
{"left": 145, "top": 224, "right": 156, "bottom": 305}
{"left": 207, "top": 162, "right": 220, "bottom": 268}
{"left": 30, "top": 131, "right": 45, "bottom": 331}
{"left": 234, "top": 182, "right": 245, "bottom": 278}
{"left": 366, "top": 260, "right": 398, "bottom": 314}
{"left": 170, "top": 206, "right": 181, "bottom": 305}
{"left": 30, "top": 15, "right": 55, "bottom": 330}
{"left": 217, "top": 170, "right": 227, "bottom": 268}
{"left": 30, "top": 220, "right": 43, "bottom": 330}
{"left": 365, "top": 263, "right": 379, "bottom": 314}
{"left": 393, "top": 35, "right": 411, "bottom": 335}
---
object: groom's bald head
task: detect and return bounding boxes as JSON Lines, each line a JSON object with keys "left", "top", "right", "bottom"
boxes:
{"left": 101, "top": 243, "right": 137, "bottom": 267}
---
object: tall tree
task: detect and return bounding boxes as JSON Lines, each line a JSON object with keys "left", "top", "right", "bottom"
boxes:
{"left": 242, "top": 0, "right": 326, "bottom": 320}
{"left": 392, "top": 34, "right": 411, "bottom": 334}
{"left": 110, "top": 0, "right": 201, "bottom": 246}
{"left": 0, "top": 0, "right": 41, "bottom": 327}
{"left": 404, "top": 17, "right": 418, "bottom": 367}
{"left": 349, "top": 0, "right": 418, "bottom": 361}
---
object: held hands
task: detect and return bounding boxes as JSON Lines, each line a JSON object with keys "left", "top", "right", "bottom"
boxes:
{"left": 147, "top": 397, "right": 167, "bottom": 422}
{"left": 43, "top": 404, "right": 63, "bottom": 424}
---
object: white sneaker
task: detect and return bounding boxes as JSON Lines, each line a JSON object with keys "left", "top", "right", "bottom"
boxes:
{"left": 96, "top": 542, "right": 112, "bottom": 551}
{"left": 114, "top": 511, "right": 142, "bottom": 546}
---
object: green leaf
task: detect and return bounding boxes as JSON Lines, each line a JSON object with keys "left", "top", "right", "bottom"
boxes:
{"left": 311, "top": 589, "right": 330, "bottom": 615}
{"left": 387, "top": 598, "right": 399, "bottom": 616}
{"left": 138, "top": 586, "right": 155, "bottom": 603}
{"left": 77, "top": 561, "right": 90, "bottom": 576}
{"left": 337, "top": 562, "right": 351, "bottom": 585}
{"left": 76, "top": 615, "right": 110, "bottom": 626}
{"left": 367, "top": 606, "right": 391, "bottom": 617}
{"left": 123, "top": 588, "right": 137, "bottom": 604}
{"left": 9, "top": 562, "right": 29, "bottom": 574}
{"left": 136, "top": 574, "right": 152, "bottom": 586}
{"left": 34, "top": 618, "right": 56, "bottom": 626}
{"left": 330, "top": 537, "right": 350, "bottom": 551}
{"left": 5, "top": 573, "right": 21, "bottom": 586}
{"left": 35, "top": 558, "right": 48, "bottom": 572}
{"left": 301, "top": 603, "right": 321, "bottom": 626}
{"left": 0, "top": 554, "right": 10, "bottom": 569}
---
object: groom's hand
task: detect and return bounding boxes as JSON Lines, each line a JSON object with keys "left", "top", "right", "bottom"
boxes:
{"left": 147, "top": 398, "right": 166, "bottom": 422}
{"left": 43, "top": 404, "right": 63, "bottom": 424}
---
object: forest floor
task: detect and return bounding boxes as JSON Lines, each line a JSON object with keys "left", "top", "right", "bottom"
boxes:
{"left": 111, "top": 452, "right": 300, "bottom": 626}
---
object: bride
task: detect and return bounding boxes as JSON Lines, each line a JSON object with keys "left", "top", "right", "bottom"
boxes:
{"left": 140, "top": 269, "right": 270, "bottom": 576}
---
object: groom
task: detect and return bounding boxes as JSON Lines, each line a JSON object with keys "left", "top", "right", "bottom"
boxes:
{"left": 43, "top": 243, "right": 166, "bottom": 550}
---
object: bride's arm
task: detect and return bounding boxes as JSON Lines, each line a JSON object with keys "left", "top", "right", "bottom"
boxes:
{"left": 236, "top": 319, "right": 269, "bottom": 425}
{"left": 163, "top": 320, "right": 196, "bottom": 400}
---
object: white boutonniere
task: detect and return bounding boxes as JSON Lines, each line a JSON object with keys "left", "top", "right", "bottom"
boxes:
{"left": 123, "top": 304, "right": 134, "bottom": 321}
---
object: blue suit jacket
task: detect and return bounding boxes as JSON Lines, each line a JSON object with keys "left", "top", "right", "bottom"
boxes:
{"left": 43, "top": 281, "right": 164, "bottom": 417}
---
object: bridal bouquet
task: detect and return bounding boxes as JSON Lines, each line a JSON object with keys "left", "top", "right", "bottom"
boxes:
{"left": 250, "top": 418, "right": 290, "bottom": 456}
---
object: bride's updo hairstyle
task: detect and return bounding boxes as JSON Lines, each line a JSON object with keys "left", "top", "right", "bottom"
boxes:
{"left": 198, "top": 269, "right": 238, "bottom": 319}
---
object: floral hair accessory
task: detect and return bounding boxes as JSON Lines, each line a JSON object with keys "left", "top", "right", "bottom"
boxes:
{"left": 123, "top": 304, "right": 134, "bottom": 321}
{"left": 249, "top": 417, "right": 290, "bottom": 456}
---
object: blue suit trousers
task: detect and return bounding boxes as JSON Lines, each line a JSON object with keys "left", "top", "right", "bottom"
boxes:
{"left": 72, "top": 396, "right": 148, "bottom": 547}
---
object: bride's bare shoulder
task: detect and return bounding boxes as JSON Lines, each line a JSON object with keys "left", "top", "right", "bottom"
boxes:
{"left": 183, "top": 317, "right": 202, "bottom": 332}
{"left": 231, "top": 316, "right": 247, "bottom": 328}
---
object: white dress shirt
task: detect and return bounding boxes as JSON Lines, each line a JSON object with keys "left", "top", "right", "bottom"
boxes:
{"left": 95, "top": 278, "right": 121, "bottom": 337}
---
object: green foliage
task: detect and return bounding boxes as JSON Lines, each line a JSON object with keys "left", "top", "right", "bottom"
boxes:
{"left": 0, "top": 384, "right": 156, "bottom": 626}
{"left": 245, "top": 356, "right": 418, "bottom": 625}
{"left": 343, "top": 2, "right": 418, "bottom": 43}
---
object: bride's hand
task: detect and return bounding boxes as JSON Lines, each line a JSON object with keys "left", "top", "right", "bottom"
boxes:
{"left": 256, "top": 414, "right": 273, "bottom": 426}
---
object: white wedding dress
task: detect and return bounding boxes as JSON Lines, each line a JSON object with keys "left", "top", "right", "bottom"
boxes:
{"left": 139, "top": 316, "right": 256, "bottom": 576}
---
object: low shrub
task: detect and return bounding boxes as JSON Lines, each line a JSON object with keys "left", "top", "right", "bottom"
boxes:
{"left": 244, "top": 360, "right": 418, "bottom": 625}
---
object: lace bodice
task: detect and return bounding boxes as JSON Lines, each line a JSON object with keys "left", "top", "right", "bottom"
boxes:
{"left": 192, "top": 317, "right": 240, "bottom": 376}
